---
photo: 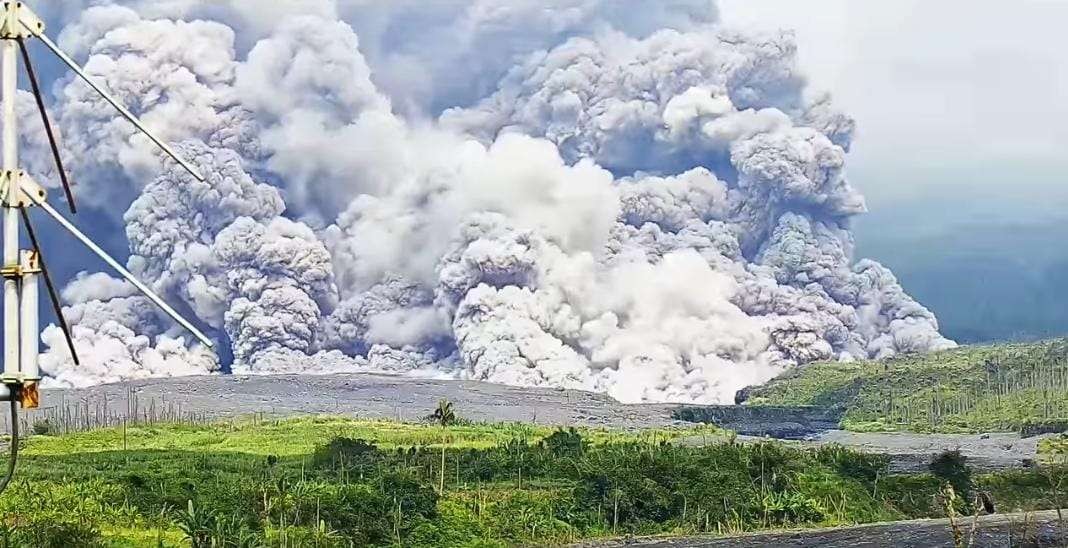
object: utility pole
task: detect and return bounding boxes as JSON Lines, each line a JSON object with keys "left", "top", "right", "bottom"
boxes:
{"left": 0, "top": 1, "right": 214, "bottom": 492}
{"left": 0, "top": 1, "right": 43, "bottom": 408}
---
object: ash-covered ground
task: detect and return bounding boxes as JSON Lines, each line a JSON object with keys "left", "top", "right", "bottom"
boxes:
{"left": 579, "top": 510, "right": 1067, "bottom": 547}
{"left": 16, "top": 373, "right": 1047, "bottom": 474}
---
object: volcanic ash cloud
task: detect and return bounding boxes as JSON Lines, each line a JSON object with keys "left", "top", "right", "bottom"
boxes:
{"left": 33, "top": 1, "right": 954, "bottom": 402}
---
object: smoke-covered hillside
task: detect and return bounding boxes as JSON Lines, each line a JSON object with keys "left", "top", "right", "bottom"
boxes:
{"left": 20, "top": 0, "right": 953, "bottom": 403}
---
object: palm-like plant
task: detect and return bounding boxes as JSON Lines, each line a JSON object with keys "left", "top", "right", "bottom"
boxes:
{"left": 431, "top": 399, "right": 457, "bottom": 427}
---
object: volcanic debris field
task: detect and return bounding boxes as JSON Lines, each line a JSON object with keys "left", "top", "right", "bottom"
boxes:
{"left": 1, "top": 338, "right": 1067, "bottom": 547}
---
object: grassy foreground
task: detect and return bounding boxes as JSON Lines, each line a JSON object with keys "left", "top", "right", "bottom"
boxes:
{"left": 746, "top": 338, "right": 1068, "bottom": 433}
{"left": 0, "top": 415, "right": 1064, "bottom": 547}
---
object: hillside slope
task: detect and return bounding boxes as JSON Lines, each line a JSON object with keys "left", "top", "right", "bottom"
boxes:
{"left": 744, "top": 339, "right": 1068, "bottom": 433}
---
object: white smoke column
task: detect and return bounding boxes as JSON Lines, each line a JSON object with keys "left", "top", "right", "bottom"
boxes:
{"left": 583, "top": 250, "right": 778, "bottom": 403}
{"left": 438, "top": 213, "right": 778, "bottom": 403}
{"left": 232, "top": 13, "right": 405, "bottom": 222}
{"left": 52, "top": 5, "right": 254, "bottom": 212}
{"left": 39, "top": 272, "right": 219, "bottom": 388}
{"left": 441, "top": 25, "right": 953, "bottom": 375}
{"left": 125, "top": 142, "right": 359, "bottom": 373}
{"left": 213, "top": 216, "right": 344, "bottom": 370}
{"left": 30, "top": 1, "right": 954, "bottom": 403}
{"left": 124, "top": 143, "right": 284, "bottom": 326}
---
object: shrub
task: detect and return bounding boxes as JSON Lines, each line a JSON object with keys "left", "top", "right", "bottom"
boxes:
{"left": 541, "top": 427, "right": 585, "bottom": 458}
{"left": 31, "top": 419, "right": 54, "bottom": 436}
{"left": 175, "top": 500, "right": 214, "bottom": 548}
{"left": 879, "top": 474, "right": 943, "bottom": 516}
{"left": 379, "top": 470, "right": 438, "bottom": 521}
{"left": 312, "top": 437, "right": 379, "bottom": 475}
{"left": 929, "top": 450, "right": 973, "bottom": 496}
{"left": 405, "top": 499, "right": 489, "bottom": 547}
{"left": 264, "top": 523, "right": 346, "bottom": 548}
{"left": 816, "top": 444, "right": 889, "bottom": 486}
{"left": 1021, "top": 419, "right": 1068, "bottom": 437}
{"left": 761, "top": 491, "right": 825, "bottom": 525}
{"left": 297, "top": 483, "right": 390, "bottom": 544}
{"left": 1, "top": 519, "right": 102, "bottom": 548}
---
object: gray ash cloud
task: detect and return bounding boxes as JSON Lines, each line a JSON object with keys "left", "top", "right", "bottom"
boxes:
{"left": 31, "top": 1, "right": 952, "bottom": 402}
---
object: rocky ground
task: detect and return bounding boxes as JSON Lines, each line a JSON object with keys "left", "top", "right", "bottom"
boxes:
{"left": 677, "top": 430, "right": 1048, "bottom": 473}
{"left": 579, "top": 510, "right": 1067, "bottom": 547}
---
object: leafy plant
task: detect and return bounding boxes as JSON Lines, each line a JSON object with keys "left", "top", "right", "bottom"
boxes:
{"left": 430, "top": 399, "right": 457, "bottom": 427}
{"left": 32, "top": 419, "right": 54, "bottom": 436}
{"left": 312, "top": 437, "right": 379, "bottom": 476}
{"left": 0, "top": 517, "right": 102, "bottom": 548}
{"left": 3, "top": 415, "right": 1064, "bottom": 546}
{"left": 930, "top": 450, "right": 974, "bottom": 510}
{"left": 541, "top": 427, "right": 585, "bottom": 458}
{"left": 175, "top": 500, "right": 214, "bottom": 548}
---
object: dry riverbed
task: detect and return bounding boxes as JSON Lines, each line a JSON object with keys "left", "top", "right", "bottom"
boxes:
{"left": 579, "top": 509, "right": 1068, "bottom": 547}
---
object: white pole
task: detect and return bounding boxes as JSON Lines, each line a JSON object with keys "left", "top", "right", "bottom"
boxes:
{"left": 19, "top": 250, "right": 37, "bottom": 379}
{"left": 2, "top": 36, "right": 18, "bottom": 379}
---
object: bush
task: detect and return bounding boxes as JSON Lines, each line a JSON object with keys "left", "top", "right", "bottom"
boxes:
{"left": 175, "top": 499, "right": 214, "bottom": 548}
{"left": 298, "top": 483, "right": 391, "bottom": 545}
{"left": 404, "top": 499, "right": 489, "bottom": 547}
{"left": 1021, "top": 419, "right": 1068, "bottom": 437}
{"left": 929, "top": 450, "right": 973, "bottom": 496}
{"left": 541, "top": 427, "right": 585, "bottom": 458}
{"left": 760, "top": 491, "right": 825, "bottom": 525}
{"left": 31, "top": 419, "right": 54, "bottom": 436}
{"left": 816, "top": 444, "right": 889, "bottom": 486}
{"left": 264, "top": 523, "right": 346, "bottom": 547}
{"left": 1, "top": 516, "right": 102, "bottom": 548}
{"left": 312, "top": 437, "right": 379, "bottom": 475}
{"left": 878, "top": 474, "right": 943, "bottom": 516}
{"left": 379, "top": 470, "right": 438, "bottom": 521}
{"left": 10, "top": 416, "right": 1064, "bottom": 546}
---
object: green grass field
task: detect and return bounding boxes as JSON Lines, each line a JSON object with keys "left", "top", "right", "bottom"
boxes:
{"left": 746, "top": 339, "right": 1068, "bottom": 433}
{"left": 0, "top": 414, "right": 1064, "bottom": 547}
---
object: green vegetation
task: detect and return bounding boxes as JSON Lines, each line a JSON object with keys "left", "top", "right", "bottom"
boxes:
{"left": 747, "top": 338, "right": 1068, "bottom": 433}
{"left": 429, "top": 399, "right": 458, "bottom": 427}
{"left": 0, "top": 415, "right": 1063, "bottom": 546}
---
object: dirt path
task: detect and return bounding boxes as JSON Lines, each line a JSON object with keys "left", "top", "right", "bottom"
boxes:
{"left": 579, "top": 509, "right": 1068, "bottom": 547}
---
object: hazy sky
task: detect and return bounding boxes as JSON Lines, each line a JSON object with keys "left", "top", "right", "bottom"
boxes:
{"left": 720, "top": 0, "right": 1068, "bottom": 342}
{"left": 720, "top": 0, "right": 1068, "bottom": 205}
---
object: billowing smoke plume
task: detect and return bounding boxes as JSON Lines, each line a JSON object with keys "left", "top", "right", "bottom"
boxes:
{"left": 31, "top": 1, "right": 954, "bottom": 401}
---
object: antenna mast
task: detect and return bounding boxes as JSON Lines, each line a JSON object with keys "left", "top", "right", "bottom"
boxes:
{"left": 0, "top": 1, "right": 214, "bottom": 493}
